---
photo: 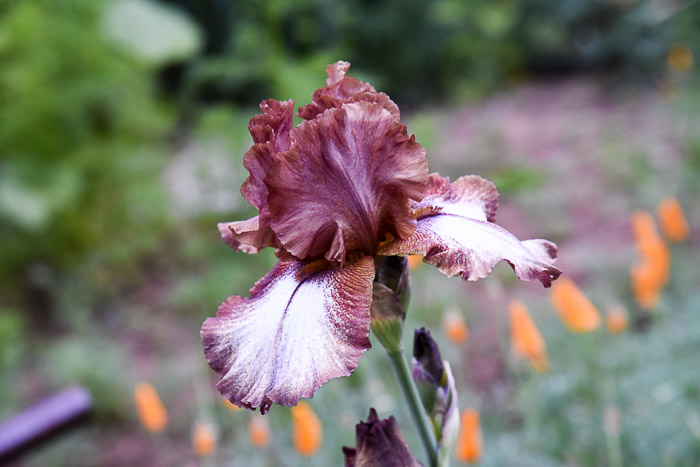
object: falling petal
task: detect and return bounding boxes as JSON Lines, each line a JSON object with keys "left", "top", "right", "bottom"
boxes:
{"left": 201, "top": 257, "right": 374, "bottom": 412}
{"left": 292, "top": 402, "right": 322, "bottom": 457}
{"left": 134, "top": 382, "right": 168, "bottom": 433}
{"left": 379, "top": 174, "right": 560, "bottom": 287}
{"left": 550, "top": 277, "right": 601, "bottom": 333}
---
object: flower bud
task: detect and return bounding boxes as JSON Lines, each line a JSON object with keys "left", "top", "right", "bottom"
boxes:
{"left": 412, "top": 328, "right": 460, "bottom": 462}
{"left": 375, "top": 255, "right": 411, "bottom": 308}
{"left": 370, "top": 283, "right": 406, "bottom": 353}
{"left": 342, "top": 408, "right": 420, "bottom": 467}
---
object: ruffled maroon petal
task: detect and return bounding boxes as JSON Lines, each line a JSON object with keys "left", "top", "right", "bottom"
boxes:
{"left": 241, "top": 99, "right": 294, "bottom": 211}
{"left": 266, "top": 101, "right": 428, "bottom": 263}
{"left": 233, "top": 99, "right": 294, "bottom": 250}
{"left": 217, "top": 217, "right": 280, "bottom": 253}
{"left": 378, "top": 174, "right": 561, "bottom": 287}
{"left": 248, "top": 98, "right": 294, "bottom": 152}
{"left": 298, "top": 61, "right": 400, "bottom": 121}
{"left": 326, "top": 61, "right": 351, "bottom": 85}
{"left": 201, "top": 257, "right": 374, "bottom": 413}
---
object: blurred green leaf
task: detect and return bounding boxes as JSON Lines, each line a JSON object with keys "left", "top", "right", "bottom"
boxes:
{"left": 102, "top": 0, "right": 202, "bottom": 66}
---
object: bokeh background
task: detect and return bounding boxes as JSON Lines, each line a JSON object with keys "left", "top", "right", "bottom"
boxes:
{"left": 1, "top": 0, "right": 699, "bottom": 465}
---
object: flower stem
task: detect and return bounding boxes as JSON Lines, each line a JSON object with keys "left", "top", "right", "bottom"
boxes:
{"left": 387, "top": 349, "right": 438, "bottom": 467}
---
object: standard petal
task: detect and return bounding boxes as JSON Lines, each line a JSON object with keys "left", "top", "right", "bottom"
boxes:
{"left": 298, "top": 61, "right": 400, "bottom": 121}
{"left": 241, "top": 99, "right": 294, "bottom": 211}
{"left": 248, "top": 98, "right": 294, "bottom": 152}
{"left": 378, "top": 174, "right": 561, "bottom": 287}
{"left": 266, "top": 101, "right": 428, "bottom": 263}
{"left": 201, "top": 257, "right": 374, "bottom": 413}
{"left": 217, "top": 217, "right": 280, "bottom": 254}
{"left": 231, "top": 99, "right": 294, "bottom": 251}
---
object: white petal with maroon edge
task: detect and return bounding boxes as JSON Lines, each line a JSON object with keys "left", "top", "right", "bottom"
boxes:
{"left": 378, "top": 174, "right": 561, "bottom": 287}
{"left": 201, "top": 257, "right": 374, "bottom": 413}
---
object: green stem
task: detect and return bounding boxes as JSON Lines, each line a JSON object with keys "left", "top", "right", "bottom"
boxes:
{"left": 387, "top": 349, "right": 438, "bottom": 467}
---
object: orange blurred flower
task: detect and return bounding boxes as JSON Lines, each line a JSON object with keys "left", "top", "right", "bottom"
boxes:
{"left": 509, "top": 299, "right": 549, "bottom": 372}
{"left": 443, "top": 308, "right": 469, "bottom": 344}
{"left": 658, "top": 198, "right": 689, "bottom": 243}
{"left": 407, "top": 254, "right": 423, "bottom": 271}
{"left": 456, "top": 409, "right": 483, "bottom": 463}
{"left": 133, "top": 382, "right": 168, "bottom": 433}
{"left": 668, "top": 44, "right": 694, "bottom": 72}
{"left": 630, "top": 210, "right": 671, "bottom": 309}
{"left": 291, "top": 402, "right": 322, "bottom": 456}
{"left": 249, "top": 414, "right": 270, "bottom": 447}
{"left": 222, "top": 397, "right": 243, "bottom": 411}
{"left": 605, "top": 306, "right": 629, "bottom": 334}
{"left": 193, "top": 421, "right": 217, "bottom": 456}
{"left": 550, "top": 276, "right": 601, "bottom": 333}
{"left": 631, "top": 261, "right": 661, "bottom": 309}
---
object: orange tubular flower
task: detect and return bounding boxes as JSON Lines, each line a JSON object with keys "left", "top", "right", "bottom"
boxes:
{"left": 193, "top": 421, "right": 217, "bottom": 456}
{"left": 443, "top": 308, "right": 469, "bottom": 344}
{"left": 631, "top": 261, "right": 660, "bottom": 309}
{"left": 509, "top": 299, "right": 549, "bottom": 372}
{"left": 631, "top": 211, "right": 670, "bottom": 286}
{"left": 550, "top": 276, "right": 601, "bottom": 333}
{"left": 456, "top": 409, "right": 483, "bottom": 463}
{"left": 630, "top": 210, "right": 671, "bottom": 309}
{"left": 291, "top": 402, "right": 322, "bottom": 456}
{"left": 249, "top": 414, "right": 270, "bottom": 447}
{"left": 658, "top": 198, "right": 690, "bottom": 243}
{"left": 605, "top": 306, "right": 629, "bottom": 334}
{"left": 134, "top": 382, "right": 168, "bottom": 433}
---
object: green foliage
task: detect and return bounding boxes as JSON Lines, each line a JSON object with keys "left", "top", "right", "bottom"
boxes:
{"left": 0, "top": 0, "right": 171, "bottom": 298}
{"left": 167, "top": 0, "right": 696, "bottom": 108}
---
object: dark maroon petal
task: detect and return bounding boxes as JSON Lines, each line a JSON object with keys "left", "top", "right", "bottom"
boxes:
{"left": 378, "top": 173, "right": 561, "bottom": 287}
{"left": 298, "top": 61, "right": 400, "bottom": 121}
{"left": 412, "top": 328, "right": 444, "bottom": 394}
{"left": 266, "top": 101, "right": 428, "bottom": 263}
{"left": 411, "top": 329, "right": 460, "bottom": 456}
{"left": 201, "top": 257, "right": 374, "bottom": 412}
{"left": 343, "top": 408, "right": 422, "bottom": 467}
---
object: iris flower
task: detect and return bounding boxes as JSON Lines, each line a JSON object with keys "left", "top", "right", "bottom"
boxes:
{"left": 201, "top": 62, "right": 561, "bottom": 413}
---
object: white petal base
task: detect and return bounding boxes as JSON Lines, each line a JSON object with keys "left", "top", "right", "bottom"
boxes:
{"left": 202, "top": 257, "right": 374, "bottom": 412}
